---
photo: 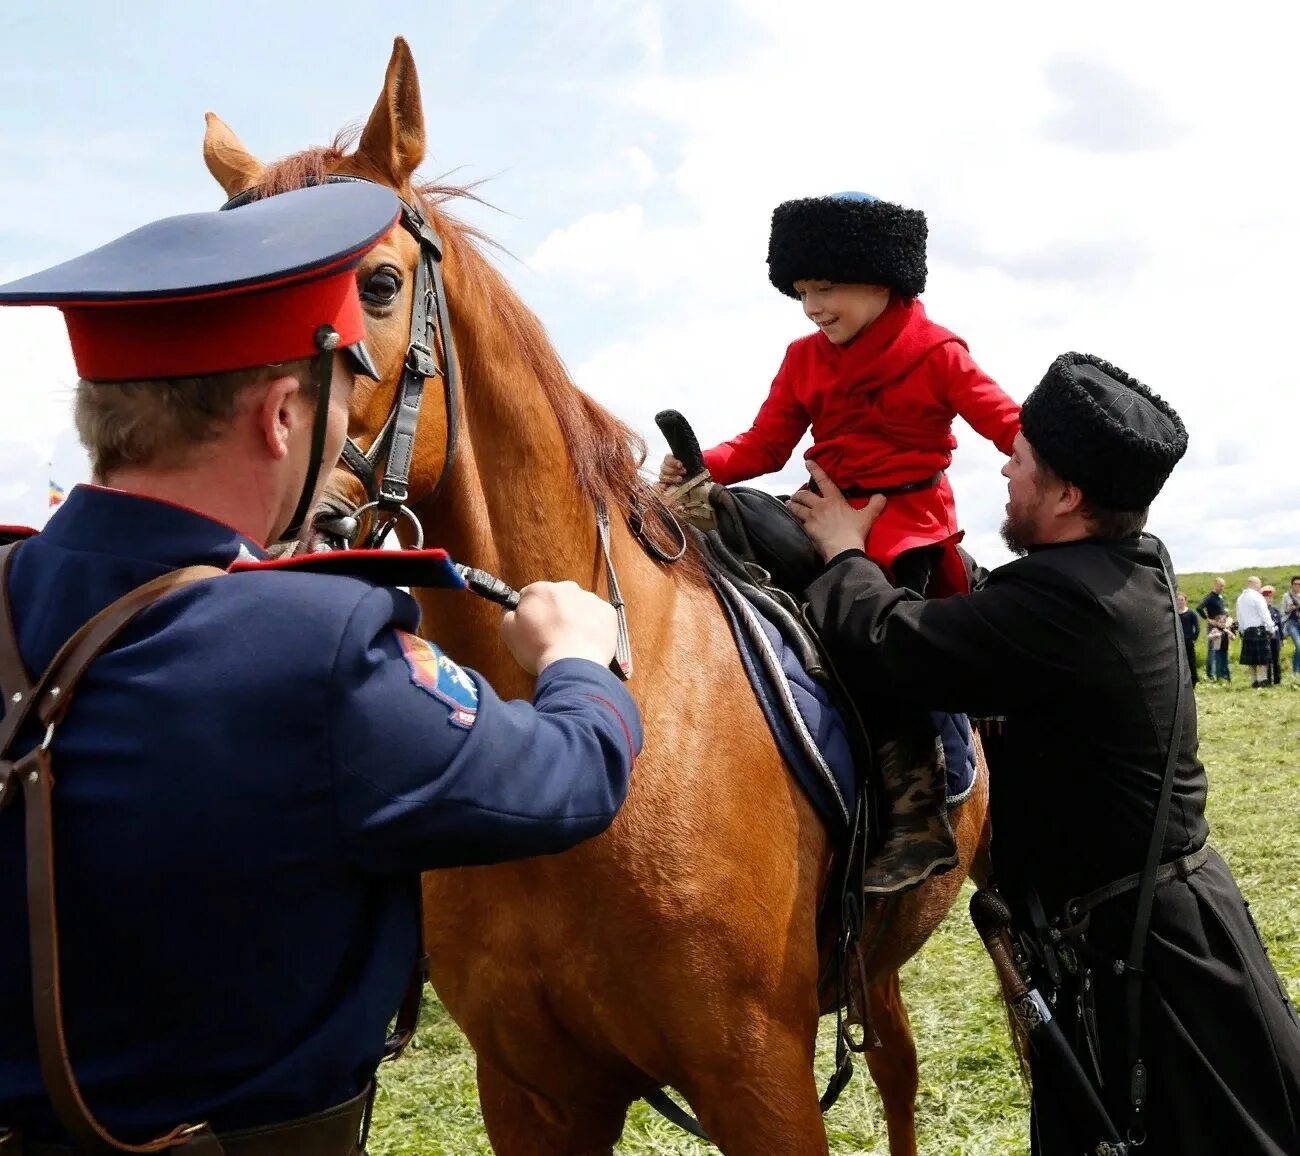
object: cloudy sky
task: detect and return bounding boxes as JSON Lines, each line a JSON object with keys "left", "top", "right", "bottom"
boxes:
{"left": 2, "top": 0, "right": 1297, "bottom": 571}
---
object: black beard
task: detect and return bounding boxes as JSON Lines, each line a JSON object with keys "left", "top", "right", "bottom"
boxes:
{"left": 999, "top": 513, "right": 1034, "bottom": 556}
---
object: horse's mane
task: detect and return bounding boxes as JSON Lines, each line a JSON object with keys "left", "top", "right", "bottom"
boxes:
{"left": 258, "top": 136, "right": 704, "bottom": 582}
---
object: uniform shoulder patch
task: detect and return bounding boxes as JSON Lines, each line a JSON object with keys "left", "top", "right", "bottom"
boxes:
{"left": 395, "top": 631, "right": 478, "bottom": 729}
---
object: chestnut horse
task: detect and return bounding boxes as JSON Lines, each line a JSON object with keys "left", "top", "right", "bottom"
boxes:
{"left": 203, "top": 38, "right": 988, "bottom": 1156}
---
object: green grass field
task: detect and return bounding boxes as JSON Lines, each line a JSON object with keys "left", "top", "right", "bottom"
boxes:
{"left": 368, "top": 566, "right": 1300, "bottom": 1155}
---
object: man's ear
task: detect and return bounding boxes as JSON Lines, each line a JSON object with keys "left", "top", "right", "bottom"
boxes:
{"left": 254, "top": 374, "right": 307, "bottom": 460}
{"left": 1055, "top": 480, "right": 1087, "bottom": 517}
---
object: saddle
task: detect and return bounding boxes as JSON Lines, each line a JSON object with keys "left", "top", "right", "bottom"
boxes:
{"left": 702, "top": 484, "right": 831, "bottom": 677}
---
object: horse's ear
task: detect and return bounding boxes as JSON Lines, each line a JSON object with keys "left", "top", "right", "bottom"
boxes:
{"left": 203, "top": 112, "right": 265, "bottom": 198}
{"left": 354, "top": 36, "right": 426, "bottom": 188}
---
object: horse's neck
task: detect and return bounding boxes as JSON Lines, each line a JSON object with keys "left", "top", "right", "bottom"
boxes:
{"left": 442, "top": 308, "right": 594, "bottom": 571}
{"left": 410, "top": 305, "right": 611, "bottom": 690}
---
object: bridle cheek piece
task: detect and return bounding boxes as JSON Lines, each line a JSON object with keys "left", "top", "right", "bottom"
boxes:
{"left": 223, "top": 175, "right": 459, "bottom": 551}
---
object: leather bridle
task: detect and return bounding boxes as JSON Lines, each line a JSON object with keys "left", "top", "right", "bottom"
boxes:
{"left": 222, "top": 173, "right": 690, "bottom": 682}
{"left": 222, "top": 176, "right": 458, "bottom": 549}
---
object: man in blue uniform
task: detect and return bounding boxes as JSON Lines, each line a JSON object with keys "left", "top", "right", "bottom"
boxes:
{"left": 0, "top": 183, "right": 642, "bottom": 1154}
{"left": 788, "top": 353, "right": 1300, "bottom": 1155}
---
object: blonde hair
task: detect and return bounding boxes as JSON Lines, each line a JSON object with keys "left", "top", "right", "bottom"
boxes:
{"left": 74, "top": 359, "right": 316, "bottom": 478}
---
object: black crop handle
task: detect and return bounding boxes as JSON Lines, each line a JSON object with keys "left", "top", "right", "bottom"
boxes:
{"left": 654, "top": 410, "right": 707, "bottom": 477}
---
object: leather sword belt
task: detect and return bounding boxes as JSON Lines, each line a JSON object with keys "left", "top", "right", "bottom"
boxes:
{"left": 5, "top": 1083, "right": 373, "bottom": 1156}
{"left": 1060, "top": 843, "right": 1212, "bottom": 935}
{"left": 838, "top": 471, "right": 944, "bottom": 499}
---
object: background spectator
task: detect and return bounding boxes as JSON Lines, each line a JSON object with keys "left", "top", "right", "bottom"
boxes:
{"left": 1177, "top": 591, "right": 1200, "bottom": 686}
{"left": 1207, "top": 614, "right": 1235, "bottom": 683}
{"left": 1262, "top": 585, "right": 1284, "bottom": 685}
{"left": 1237, "top": 576, "right": 1277, "bottom": 688}
{"left": 1197, "top": 577, "right": 1231, "bottom": 680}
{"left": 1282, "top": 576, "right": 1300, "bottom": 678}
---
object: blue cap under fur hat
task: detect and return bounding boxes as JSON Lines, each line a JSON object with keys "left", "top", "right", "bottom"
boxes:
{"left": 767, "top": 191, "right": 927, "bottom": 299}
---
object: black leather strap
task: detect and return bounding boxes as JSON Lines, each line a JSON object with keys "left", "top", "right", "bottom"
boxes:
{"left": 839, "top": 472, "right": 944, "bottom": 499}
{"left": 282, "top": 345, "right": 335, "bottom": 541}
{"left": 344, "top": 202, "right": 457, "bottom": 547}
{"left": 223, "top": 178, "right": 459, "bottom": 549}
{"left": 1121, "top": 535, "right": 1191, "bottom": 1146}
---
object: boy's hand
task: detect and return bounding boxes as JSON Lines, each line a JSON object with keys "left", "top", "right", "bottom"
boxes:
{"left": 658, "top": 454, "right": 687, "bottom": 486}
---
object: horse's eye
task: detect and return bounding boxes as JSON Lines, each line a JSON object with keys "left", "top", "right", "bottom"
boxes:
{"left": 361, "top": 267, "right": 402, "bottom": 305}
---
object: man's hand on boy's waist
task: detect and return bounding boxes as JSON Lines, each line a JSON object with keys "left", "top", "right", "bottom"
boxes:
{"left": 787, "top": 460, "right": 887, "bottom": 562}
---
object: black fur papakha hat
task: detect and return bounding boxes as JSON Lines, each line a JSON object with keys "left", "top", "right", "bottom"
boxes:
{"left": 767, "top": 191, "right": 928, "bottom": 299}
{"left": 1020, "top": 353, "right": 1188, "bottom": 511}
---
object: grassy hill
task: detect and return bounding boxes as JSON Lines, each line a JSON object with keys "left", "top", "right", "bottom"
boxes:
{"left": 1176, "top": 564, "right": 1299, "bottom": 599}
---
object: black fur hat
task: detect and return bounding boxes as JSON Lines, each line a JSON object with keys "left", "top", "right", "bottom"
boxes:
{"left": 767, "top": 191, "right": 928, "bottom": 299}
{"left": 1020, "top": 353, "right": 1188, "bottom": 511}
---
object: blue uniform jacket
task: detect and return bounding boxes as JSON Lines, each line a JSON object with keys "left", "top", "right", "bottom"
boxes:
{"left": 0, "top": 485, "right": 642, "bottom": 1140}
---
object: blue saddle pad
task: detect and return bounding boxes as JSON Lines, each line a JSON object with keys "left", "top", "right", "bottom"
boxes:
{"left": 934, "top": 711, "right": 977, "bottom": 805}
{"left": 712, "top": 577, "right": 976, "bottom": 831}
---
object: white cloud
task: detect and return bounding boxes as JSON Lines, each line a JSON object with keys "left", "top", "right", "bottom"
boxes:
{"left": 0, "top": 307, "right": 78, "bottom": 450}
{"left": 620, "top": 146, "right": 657, "bottom": 190}
{"left": 2, "top": 1, "right": 1297, "bottom": 572}
{"left": 531, "top": 0, "right": 1300, "bottom": 571}
{"left": 628, "top": 2, "right": 664, "bottom": 71}
{"left": 0, "top": 306, "right": 89, "bottom": 529}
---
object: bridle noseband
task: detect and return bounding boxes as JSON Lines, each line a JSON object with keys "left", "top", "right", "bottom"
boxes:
{"left": 222, "top": 175, "right": 458, "bottom": 549}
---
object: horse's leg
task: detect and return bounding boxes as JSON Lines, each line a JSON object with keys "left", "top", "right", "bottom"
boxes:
{"left": 675, "top": 1019, "right": 831, "bottom": 1156}
{"left": 864, "top": 970, "right": 919, "bottom": 1156}
{"left": 476, "top": 1058, "right": 630, "bottom": 1156}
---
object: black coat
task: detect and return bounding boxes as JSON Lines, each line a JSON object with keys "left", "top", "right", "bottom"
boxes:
{"left": 1196, "top": 589, "right": 1227, "bottom": 620}
{"left": 806, "top": 535, "right": 1300, "bottom": 1156}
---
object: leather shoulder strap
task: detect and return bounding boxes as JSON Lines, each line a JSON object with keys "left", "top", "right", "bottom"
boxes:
{"left": 1121, "top": 535, "right": 1192, "bottom": 1146}
{"left": 0, "top": 542, "right": 34, "bottom": 713}
{"left": 0, "top": 566, "right": 224, "bottom": 758}
{"left": 1, "top": 564, "right": 227, "bottom": 1154}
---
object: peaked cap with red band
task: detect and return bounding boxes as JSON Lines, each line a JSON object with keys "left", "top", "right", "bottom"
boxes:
{"left": 0, "top": 181, "right": 403, "bottom": 381}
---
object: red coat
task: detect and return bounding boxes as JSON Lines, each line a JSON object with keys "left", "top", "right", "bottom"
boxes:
{"left": 702, "top": 298, "right": 1020, "bottom": 592}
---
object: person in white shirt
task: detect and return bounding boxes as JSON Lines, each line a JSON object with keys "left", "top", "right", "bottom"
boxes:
{"left": 1236, "top": 576, "right": 1277, "bottom": 688}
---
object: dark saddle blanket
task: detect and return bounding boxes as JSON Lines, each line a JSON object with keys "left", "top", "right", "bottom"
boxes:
{"left": 712, "top": 576, "right": 976, "bottom": 831}
{"left": 698, "top": 485, "right": 976, "bottom": 832}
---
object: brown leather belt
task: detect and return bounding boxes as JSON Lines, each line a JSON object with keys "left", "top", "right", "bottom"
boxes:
{"left": 7, "top": 1083, "right": 372, "bottom": 1156}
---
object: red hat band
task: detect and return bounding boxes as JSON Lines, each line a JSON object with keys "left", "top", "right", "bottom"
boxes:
{"left": 64, "top": 266, "right": 367, "bottom": 382}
